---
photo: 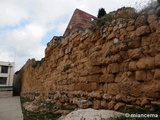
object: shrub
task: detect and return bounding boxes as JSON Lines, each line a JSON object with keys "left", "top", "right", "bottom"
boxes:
{"left": 97, "top": 8, "right": 107, "bottom": 18}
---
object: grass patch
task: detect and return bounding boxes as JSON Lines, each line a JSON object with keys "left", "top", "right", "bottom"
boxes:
{"left": 20, "top": 97, "right": 75, "bottom": 120}
{"left": 20, "top": 97, "right": 61, "bottom": 120}
{"left": 23, "top": 111, "right": 60, "bottom": 120}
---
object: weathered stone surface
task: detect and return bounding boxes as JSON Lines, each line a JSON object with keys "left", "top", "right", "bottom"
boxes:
{"left": 142, "top": 81, "right": 160, "bottom": 98}
{"left": 114, "top": 102, "right": 125, "bottom": 110}
{"left": 135, "top": 15, "right": 147, "bottom": 28}
{"left": 107, "top": 63, "right": 119, "bottom": 74}
{"left": 128, "top": 48, "right": 142, "bottom": 59}
{"left": 88, "top": 66, "right": 102, "bottom": 75}
{"left": 93, "top": 100, "right": 101, "bottom": 109}
{"left": 149, "top": 20, "right": 160, "bottom": 32}
{"left": 100, "top": 74, "right": 114, "bottom": 83}
{"left": 107, "top": 32, "right": 115, "bottom": 40}
{"left": 128, "top": 37, "right": 141, "bottom": 48}
{"left": 103, "top": 94, "right": 112, "bottom": 101}
{"left": 108, "top": 101, "right": 116, "bottom": 110}
{"left": 148, "top": 14, "right": 157, "bottom": 23}
{"left": 155, "top": 54, "right": 160, "bottom": 67}
{"left": 111, "top": 54, "right": 122, "bottom": 63}
{"left": 88, "top": 91, "right": 101, "bottom": 99}
{"left": 136, "top": 57, "right": 155, "bottom": 70}
{"left": 115, "top": 94, "right": 126, "bottom": 102}
{"left": 107, "top": 83, "right": 120, "bottom": 95}
{"left": 129, "top": 61, "right": 137, "bottom": 71}
{"left": 141, "top": 98, "right": 150, "bottom": 107}
{"left": 23, "top": 102, "right": 39, "bottom": 112}
{"left": 102, "top": 83, "right": 108, "bottom": 93}
{"left": 77, "top": 100, "right": 93, "bottom": 109}
{"left": 135, "top": 26, "right": 150, "bottom": 36}
{"left": 151, "top": 101, "right": 160, "bottom": 105}
{"left": 154, "top": 69, "right": 160, "bottom": 80}
{"left": 130, "top": 82, "right": 142, "bottom": 97}
{"left": 135, "top": 71, "right": 146, "bottom": 81}
{"left": 101, "top": 100, "right": 108, "bottom": 109}
{"left": 141, "top": 35, "right": 151, "bottom": 46}
{"left": 87, "top": 74, "right": 100, "bottom": 83}
{"left": 61, "top": 108, "right": 123, "bottom": 120}
{"left": 119, "top": 82, "right": 132, "bottom": 95}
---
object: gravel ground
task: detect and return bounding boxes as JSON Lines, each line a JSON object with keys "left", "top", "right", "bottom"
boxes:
{"left": 0, "top": 96, "right": 23, "bottom": 120}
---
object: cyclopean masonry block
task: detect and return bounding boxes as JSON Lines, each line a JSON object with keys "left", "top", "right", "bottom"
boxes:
{"left": 17, "top": 2, "right": 160, "bottom": 111}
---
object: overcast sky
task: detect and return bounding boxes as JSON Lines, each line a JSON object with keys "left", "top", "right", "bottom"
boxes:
{"left": 0, "top": 0, "right": 151, "bottom": 71}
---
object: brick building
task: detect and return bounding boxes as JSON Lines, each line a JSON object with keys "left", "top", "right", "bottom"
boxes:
{"left": 63, "top": 8, "right": 96, "bottom": 37}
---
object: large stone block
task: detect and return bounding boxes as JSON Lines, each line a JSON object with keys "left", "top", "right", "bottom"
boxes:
{"left": 135, "top": 25, "right": 150, "bottom": 36}
{"left": 128, "top": 37, "right": 141, "bottom": 49}
{"left": 141, "top": 35, "right": 151, "bottom": 46}
{"left": 103, "top": 83, "right": 108, "bottom": 93}
{"left": 135, "top": 71, "right": 147, "bottom": 82}
{"left": 87, "top": 75, "right": 100, "bottom": 83}
{"left": 154, "top": 69, "right": 160, "bottom": 80}
{"left": 155, "top": 54, "right": 160, "bottom": 67}
{"left": 91, "top": 82, "right": 99, "bottom": 91}
{"left": 111, "top": 54, "right": 122, "bottom": 63}
{"left": 148, "top": 14, "right": 158, "bottom": 23}
{"left": 93, "top": 100, "right": 101, "bottom": 109}
{"left": 130, "top": 82, "right": 142, "bottom": 97}
{"left": 79, "top": 77, "right": 87, "bottom": 83}
{"left": 149, "top": 20, "right": 160, "bottom": 32}
{"left": 120, "top": 62, "right": 129, "bottom": 72}
{"left": 148, "top": 43, "right": 160, "bottom": 56}
{"left": 135, "top": 15, "right": 147, "bottom": 28}
{"left": 142, "top": 81, "right": 160, "bottom": 98}
{"left": 101, "top": 100, "right": 108, "bottom": 109}
{"left": 129, "top": 61, "right": 138, "bottom": 71}
{"left": 150, "top": 32, "right": 160, "bottom": 44}
{"left": 119, "top": 82, "right": 132, "bottom": 95}
{"left": 68, "top": 84, "right": 75, "bottom": 91}
{"left": 100, "top": 74, "right": 115, "bottom": 83}
{"left": 114, "top": 102, "right": 125, "bottom": 110}
{"left": 89, "top": 66, "right": 102, "bottom": 75}
{"left": 107, "top": 83, "right": 120, "bottom": 95}
{"left": 108, "top": 101, "right": 116, "bottom": 110}
{"left": 128, "top": 48, "right": 142, "bottom": 60}
{"left": 107, "top": 63, "right": 119, "bottom": 74}
{"left": 136, "top": 57, "right": 155, "bottom": 70}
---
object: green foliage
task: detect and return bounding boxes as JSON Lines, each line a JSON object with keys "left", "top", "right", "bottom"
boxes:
{"left": 96, "top": 14, "right": 114, "bottom": 27}
{"left": 23, "top": 111, "right": 60, "bottom": 120}
{"left": 20, "top": 97, "right": 32, "bottom": 104}
{"left": 97, "top": 8, "right": 107, "bottom": 18}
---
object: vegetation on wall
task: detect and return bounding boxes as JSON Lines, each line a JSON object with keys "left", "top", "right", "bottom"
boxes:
{"left": 97, "top": 8, "right": 107, "bottom": 18}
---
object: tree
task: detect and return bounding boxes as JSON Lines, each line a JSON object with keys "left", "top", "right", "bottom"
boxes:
{"left": 97, "top": 8, "right": 107, "bottom": 18}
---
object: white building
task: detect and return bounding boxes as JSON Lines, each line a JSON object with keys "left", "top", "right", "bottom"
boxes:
{"left": 0, "top": 61, "right": 14, "bottom": 97}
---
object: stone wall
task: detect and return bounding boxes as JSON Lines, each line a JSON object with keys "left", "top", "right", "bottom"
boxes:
{"left": 19, "top": 4, "right": 160, "bottom": 111}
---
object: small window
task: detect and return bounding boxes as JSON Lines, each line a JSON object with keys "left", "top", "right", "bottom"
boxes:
{"left": 1, "top": 66, "right": 8, "bottom": 73}
{"left": 0, "top": 77, "right": 7, "bottom": 84}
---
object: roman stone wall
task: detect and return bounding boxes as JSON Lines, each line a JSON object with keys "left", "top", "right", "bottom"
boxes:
{"left": 19, "top": 5, "right": 160, "bottom": 110}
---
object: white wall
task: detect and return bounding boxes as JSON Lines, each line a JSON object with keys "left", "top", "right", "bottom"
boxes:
{"left": 0, "top": 61, "right": 14, "bottom": 86}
